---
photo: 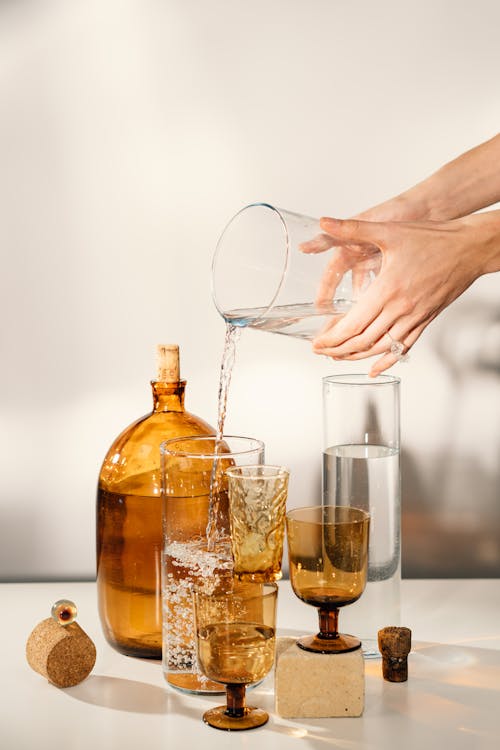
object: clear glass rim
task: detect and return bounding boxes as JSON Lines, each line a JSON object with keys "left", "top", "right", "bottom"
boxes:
{"left": 192, "top": 580, "right": 278, "bottom": 602}
{"left": 160, "top": 434, "right": 264, "bottom": 460}
{"left": 323, "top": 373, "right": 400, "bottom": 387}
{"left": 225, "top": 464, "right": 289, "bottom": 479}
{"left": 286, "top": 504, "right": 370, "bottom": 526}
{"left": 211, "top": 202, "right": 290, "bottom": 324}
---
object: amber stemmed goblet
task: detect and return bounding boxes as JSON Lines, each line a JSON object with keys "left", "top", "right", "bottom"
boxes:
{"left": 193, "top": 582, "right": 278, "bottom": 731}
{"left": 286, "top": 505, "right": 370, "bottom": 653}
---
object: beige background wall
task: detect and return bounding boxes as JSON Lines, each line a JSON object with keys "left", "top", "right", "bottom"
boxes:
{"left": 1, "top": 0, "right": 499, "bottom": 580}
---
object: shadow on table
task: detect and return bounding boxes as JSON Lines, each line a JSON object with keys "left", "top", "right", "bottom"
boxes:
{"left": 258, "top": 640, "right": 500, "bottom": 748}
{"left": 60, "top": 641, "right": 500, "bottom": 749}
{"left": 65, "top": 675, "right": 198, "bottom": 720}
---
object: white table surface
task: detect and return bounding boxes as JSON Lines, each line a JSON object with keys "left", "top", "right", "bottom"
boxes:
{"left": 2, "top": 579, "right": 500, "bottom": 750}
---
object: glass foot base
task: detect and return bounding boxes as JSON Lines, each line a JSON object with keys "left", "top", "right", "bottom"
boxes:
{"left": 297, "top": 633, "right": 361, "bottom": 654}
{"left": 167, "top": 672, "right": 225, "bottom": 695}
{"left": 360, "top": 638, "right": 381, "bottom": 659}
{"left": 203, "top": 706, "right": 269, "bottom": 731}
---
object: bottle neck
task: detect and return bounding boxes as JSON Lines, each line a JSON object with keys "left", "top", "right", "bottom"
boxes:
{"left": 151, "top": 380, "right": 186, "bottom": 413}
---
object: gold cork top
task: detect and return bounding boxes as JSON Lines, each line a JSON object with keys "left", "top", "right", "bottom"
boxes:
{"left": 156, "top": 344, "right": 180, "bottom": 382}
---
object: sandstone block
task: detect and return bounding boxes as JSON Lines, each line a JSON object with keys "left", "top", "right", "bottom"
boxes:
{"left": 275, "top": 636, "right": 364, "bottom": 718}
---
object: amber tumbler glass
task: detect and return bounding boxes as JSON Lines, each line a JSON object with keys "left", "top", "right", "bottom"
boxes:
{"left": 227, "top": 465, "right": 289, "bottom": 582}
{"left": 286, "top": 505, "right": 370, "bottom": 653}
{"left": 193, "top": 582, "right": 278, "bottom": 731}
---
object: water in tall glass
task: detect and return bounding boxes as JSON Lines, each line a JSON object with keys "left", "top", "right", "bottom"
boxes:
{"left": 323, "top": 443, "right": 401, "bottom": 656}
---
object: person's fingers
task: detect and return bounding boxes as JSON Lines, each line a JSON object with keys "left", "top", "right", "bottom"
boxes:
{"left": 352, "top": 264, "right": 374, "bottom": 298}
{"left": 317, "top": 317, "right": 430, "bottom": 375}
{"left": 313, "top": 225, "right": 391, "bottom": 344}
{"left": 299, "top": 233, "right": 338, "bottom": 254}
{"left": 314, "top": 281, "right": 386, "bottom": 347}
{"left": 365, "top": 351, "right": 400, "bottom": 375}
{"left": 316, "top": 302, "right": 417, "bottom": 356}
{"left": 314, "top": 315, "right": 390, "bottom": 357}
{"left": 317, "top": 308, "right": 429, "bottom": 361}
{"left": 334, "top": 334, "right": 394, "bottom": 360}
{"left": 367, "top": 322, "right": 428, "bottom": 375}
{"left": 320, "top": 217, "right": 388, "bottom": 248}
{"left": 315, "top": 247, "right": 356, "bottom": 304}
{"left": 339, "top": 329, "right": 412, "bottom": 360}
{"left": 318, "top": 243, "right": 383, "bottom": 305}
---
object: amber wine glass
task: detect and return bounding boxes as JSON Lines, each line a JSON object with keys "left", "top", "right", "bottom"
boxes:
{"left": 286, "top": 505, "right": 369, "bottom": 653}
{"left": 193, "top": 582, "right": 278, "bottom": 731}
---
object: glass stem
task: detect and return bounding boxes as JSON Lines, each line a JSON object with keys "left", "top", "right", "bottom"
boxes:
{"left": 318, "top": 607, "right": 339, "bottom": 639}
{"left": 225, "top": 684, "right": 246, "bottom": 718}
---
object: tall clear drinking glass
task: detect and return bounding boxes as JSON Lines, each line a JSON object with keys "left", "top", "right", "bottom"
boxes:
{"left": 161, "top": 435, "right": 264, "bottom": 694}
{"left": 322, "top": 374, "right": 401, "bottom": 657}
{"left": 212, "top": 203, "right": 380, "bottom": 340}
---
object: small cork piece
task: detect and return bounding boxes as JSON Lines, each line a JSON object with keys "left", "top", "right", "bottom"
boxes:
{"left": 378, "top": 626, "right": 412, "bottom": 682}
{"left": 156, "top": 344, "right": 180, "bottom": 382}
{"left": 26, "top": 618, "right": 96, "bottom": 688}
{"left": 275, "top": 637, "right": 364, "bottom": 718}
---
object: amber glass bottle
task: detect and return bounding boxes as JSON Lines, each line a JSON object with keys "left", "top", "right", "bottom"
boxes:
{"left": 96, "top": 345, "right": 214, "bottom": 658}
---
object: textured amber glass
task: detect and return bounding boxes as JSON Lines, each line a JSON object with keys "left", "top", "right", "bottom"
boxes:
{"left": 96, "top": 380, "right": 214, "bottom": 659}
{"left": 287, "top": 505, "right": 370, "bottom": 653}
{"left": 227, "top": 465, "right": 288, "bottom": 582}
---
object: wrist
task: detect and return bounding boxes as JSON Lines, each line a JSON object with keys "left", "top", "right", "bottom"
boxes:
{"left": 399, "top": 180, "right": 454, "bottom": 221}
{"left": 460, "top": 210, "right": 500, "bottom": 276}
{"left": 356, "top": 191, "right": 429, "bottom": 222}
{"left": 395, "top": 187, "right": 435, "bottom": 221}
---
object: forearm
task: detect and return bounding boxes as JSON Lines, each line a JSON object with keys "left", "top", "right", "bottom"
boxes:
{"left": 399, "top": 133, "right": 500, "bottom": 220}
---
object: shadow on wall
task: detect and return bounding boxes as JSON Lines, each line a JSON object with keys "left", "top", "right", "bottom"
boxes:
{"left": 401, "top": 449, "right": 500, "bottom": 578}
{"left": 402, "top": 300, "right": 500, "bottom": 579}
{"left": 0, "top": 506, "right": 41, "bottom": 581}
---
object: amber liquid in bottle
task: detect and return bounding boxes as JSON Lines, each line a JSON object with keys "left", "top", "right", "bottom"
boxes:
{"left": 96, "top": 346, "right": 214, "bottom": 658}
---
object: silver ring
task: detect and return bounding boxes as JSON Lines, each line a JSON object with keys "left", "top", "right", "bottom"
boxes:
{"left": 386, "top": 332, "right": 409, "bottom": 362}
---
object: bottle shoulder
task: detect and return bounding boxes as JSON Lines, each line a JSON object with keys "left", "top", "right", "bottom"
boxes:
{"left": 98, "top": 409, "right": 215, "bottom": 493}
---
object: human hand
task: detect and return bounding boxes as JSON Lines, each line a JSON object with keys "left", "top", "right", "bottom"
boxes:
{"left": 311, "top": 215, "right": 490, "bottom": 375}
{"left": 300, "top": 194, "right": 427, "bottom": 305}
{"left": 300, "top": 234, "right": 382, "bottom": 305}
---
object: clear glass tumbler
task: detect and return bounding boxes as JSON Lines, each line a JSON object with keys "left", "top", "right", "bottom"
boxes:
{"left": 161, "top": 435, "right": 264, "bottom": 694}
{"left": 212, "top": 203, "right": 380, "bottom": 341}
{"left": 322, "top": 374, "right": 401, "bottom": 657}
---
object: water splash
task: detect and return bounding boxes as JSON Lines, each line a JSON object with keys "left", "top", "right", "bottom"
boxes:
{"left": 206, "top": 322, "right": 241, "bottom": 551}
{"left": 216, "top": 322, "right": 241, "bottom": 441}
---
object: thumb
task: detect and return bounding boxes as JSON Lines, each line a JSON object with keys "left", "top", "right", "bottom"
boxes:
{"left": 320, "top": 217, "right": 387, "bottom": 247}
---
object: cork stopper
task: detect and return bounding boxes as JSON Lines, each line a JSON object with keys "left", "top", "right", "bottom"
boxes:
{"left": 378, "top": 626, "right": 412, "bottom": 682}
{"left": 26, "top": 618, "right": 96, "bottom": 688}
{"left": 156, "top": 344, "right": 180, "bottom": 382}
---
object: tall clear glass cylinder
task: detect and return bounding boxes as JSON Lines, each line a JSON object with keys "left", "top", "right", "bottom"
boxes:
{"left": 322, "top": 374, "right": 401, "bottom": 657}
{"left": 161, "top": 435, "right": 264, "bottom": 694}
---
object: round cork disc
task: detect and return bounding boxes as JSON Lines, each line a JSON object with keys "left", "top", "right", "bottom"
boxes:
{"left": 26, "top": 618, "right": 96, "bottom": 688}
